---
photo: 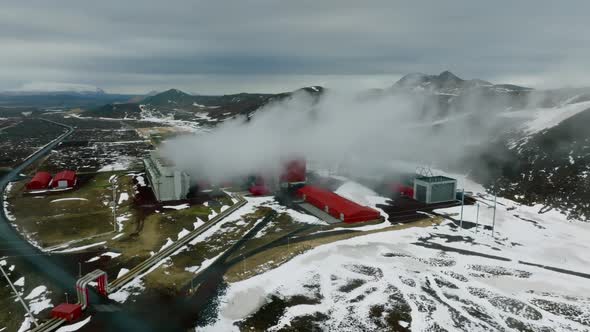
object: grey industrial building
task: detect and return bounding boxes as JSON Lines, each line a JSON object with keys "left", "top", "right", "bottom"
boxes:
{"left": 143, "top": 150, "right": 191, "bottom": 202}
{"left": 413, "top": 175, "right": 457, "bottom": 204}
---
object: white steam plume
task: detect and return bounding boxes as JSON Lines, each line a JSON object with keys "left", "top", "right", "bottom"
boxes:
{"left": 160, "top": 88, "right": 509, "bottom": 183}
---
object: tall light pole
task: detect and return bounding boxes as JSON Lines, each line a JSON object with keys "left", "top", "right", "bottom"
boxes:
{"left": 459, "top": 188, "right": 465, "bottom": 229}
{"left": 475, "top": 203, "right": 480, "bottom": 233}
{"left": 110, "top": 176, "right": 118, "bottom": 232}
{"left": 492, "top": 191, "right": 497, "bottom": 238}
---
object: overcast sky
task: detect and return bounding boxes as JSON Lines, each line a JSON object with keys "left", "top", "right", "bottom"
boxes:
{"left": 2, "top": 0, "right": 589, "bottom": 94}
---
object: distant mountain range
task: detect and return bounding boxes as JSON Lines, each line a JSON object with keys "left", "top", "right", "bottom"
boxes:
{"left": 80, "top": 86, "right": 324, "bottom": 123}
{"left": 1, "top": 72, "right": 589, "bottom": 220}
{"left": 0, "top": 89, "right": 135, "bottom": 108}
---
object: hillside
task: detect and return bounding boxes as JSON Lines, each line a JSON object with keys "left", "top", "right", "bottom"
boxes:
{"left": 81, "top": 87, "right": 325, "bottom": 124}
{"left": 494, "top": 107, "right": 590, "bottom": 220}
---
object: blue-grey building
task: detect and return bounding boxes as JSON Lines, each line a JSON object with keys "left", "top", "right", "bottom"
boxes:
{"left": 413, "top": 175, "right": 457, "bottom": 204}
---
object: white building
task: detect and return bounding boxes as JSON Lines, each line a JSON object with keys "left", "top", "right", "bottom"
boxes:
{"left": 143, "top": 150, "right": 191, "bottom": 202}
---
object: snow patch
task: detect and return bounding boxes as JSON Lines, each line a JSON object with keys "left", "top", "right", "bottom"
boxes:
{"left": 118, "top": 193, "right": 129, "bottom": 204}
{"left": 163, "top": 203, "right": 190, "bottom": 210}
{"left": 55, "top": 316, "right": 91, "bottom": 332}
{"left": 50, "top": 198, "right": 88, "bottom": 203}
{"left": 53, "top": 241, "right": 106, "bottom": 253}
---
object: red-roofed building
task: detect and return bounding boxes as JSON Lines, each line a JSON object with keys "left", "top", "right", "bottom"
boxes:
{"left": 52, "top": 170, "right": 77, "bottom": 189}
{"left": 26, "top": 172, "right": 52, "bottom": 190}
{"left": 51, "top": 303, "right": 82, "bottom": 321}
{"left": 297, "top": 185, "right": 381, "bottom": 223}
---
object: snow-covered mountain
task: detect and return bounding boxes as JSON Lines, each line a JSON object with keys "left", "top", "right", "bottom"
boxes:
{"left": 393, "top": 71, "right": 531, "bottom": 95}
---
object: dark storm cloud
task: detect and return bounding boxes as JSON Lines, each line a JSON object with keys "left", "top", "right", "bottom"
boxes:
{"left": 1, "top": 0, "right": 590, "bottom": 93}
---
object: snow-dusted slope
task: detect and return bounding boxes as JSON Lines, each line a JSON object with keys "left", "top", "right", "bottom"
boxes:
{"left": 203, "top": 179, "right": 590, "bottom": 332}
{"left": 500, "top": 100, "right": 590, "bottom": 137}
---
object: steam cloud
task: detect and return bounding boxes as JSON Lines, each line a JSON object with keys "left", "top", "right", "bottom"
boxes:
{"left": 160, "top": 88, "right": 510, "bottom": 183}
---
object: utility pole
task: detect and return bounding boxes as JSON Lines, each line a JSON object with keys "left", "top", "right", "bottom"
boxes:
{"left": 459, "top": 188, "right": 465, "bottom": 229}
{"left": 0, "top": 265, "right": 39, "bottom": 327}
{"left": 78, "top": 262, "right": 82, "bottom": 278}
{"left": 475, "top": 203, "right": 480, "bottom": 233}
{"left": 110, "top": 176, "right": 118, "bottom": 232}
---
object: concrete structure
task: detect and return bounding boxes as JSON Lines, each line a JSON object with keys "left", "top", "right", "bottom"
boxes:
{"left": 143, "top": 150, "right": 190, "bottom": 202}
{"left": 413, "top": 175, "right": 457, "bottom": 204}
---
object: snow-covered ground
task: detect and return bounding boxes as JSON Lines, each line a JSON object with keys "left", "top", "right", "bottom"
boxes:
{"left": 109, "top": 195, "right": 318, "bottom": 303}
{"left": 3, "top": 182, "right": 15, "bottom": 221}
{"left": 509, "top": 100, "right": 590, "bottom": 136}
{"left": 50, "top": 198, "right": 88, "bottom": 203}
{"left": 97, "top": 156, "right": 135, "bottom": 172}
{"left": 118, "top": 192, "right": 129, "bottom": 204}
{"left": 53, "top": 241, "right": 106, "bottom": 253}
{"left": 202, "top": 178, "right": 590, "bottom": 331}
{"left": 55, "top": 316, "right": 91, "bottom": 332}
{"left": 86, "top": 251, "right": 121, "bottom": 262}
{"left": 24, "top": 285, "right": 53, "bottom": 315}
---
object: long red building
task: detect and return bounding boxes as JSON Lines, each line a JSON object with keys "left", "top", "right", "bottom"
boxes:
{"left": 297, "top": 185, "right": 381, "bottom": 223}
{"left": 26, "top": 172, "right": 52, "bottom": 190}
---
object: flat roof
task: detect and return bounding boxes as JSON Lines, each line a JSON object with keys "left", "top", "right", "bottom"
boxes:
{"left": 415, "top": 175, "right": 456, "bottom": 183}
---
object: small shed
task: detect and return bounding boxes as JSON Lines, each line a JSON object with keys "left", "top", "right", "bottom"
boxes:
{"left": 51, "top": 303, "right": 82, "bottom": 322}
{"left": 52, "top": 170, "right": 77, "bottom": 189}
{"left": 26, "top": 172, "right": 52, "bottom": 191}
{"left": 413, "top": 175, "right": 457, "bottom": 204}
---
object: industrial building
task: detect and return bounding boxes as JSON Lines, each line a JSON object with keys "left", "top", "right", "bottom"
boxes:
{"left": 51, "top": 170, "right": 77, "bottom": 189}
{"left": 247, "top": 158, "right": 307, "bottom": 196}
{"left": 51, "top": 303, "right": 82, "bottom": 322}
{"left": 279, "top": 159, "right": 306, "bottom": 188}
{"left": 413, "top": 175, "right": 457, "bottom": 204}
{"left": 143, "top": 150, "right": 191, "bottom": 202}
{"left": 26, "top": 171, "right": 52, "bottom": 190}
{"left": 297, "top": 185, "right": 381, "bottom": 223}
